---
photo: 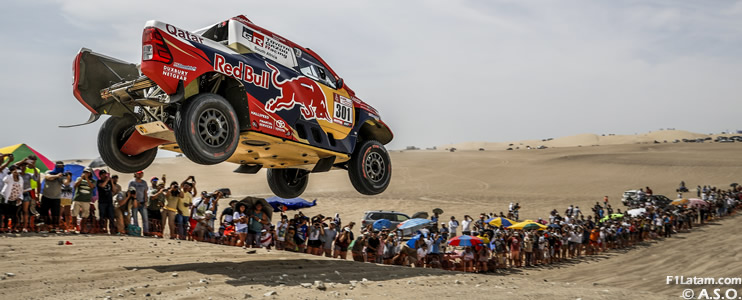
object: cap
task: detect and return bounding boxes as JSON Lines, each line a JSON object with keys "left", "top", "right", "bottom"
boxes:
{"left": 128, "top": 186, "right": 136, "bottom": 192}
{"left": 83, "top": 167, "right": 93, "bottom": 173}
{"left": 99, "top": 169, "right": 107, "bottom": 174}
{"left": 150, "top": 177, "right": 159, "bottom": 182}
{"left": 343, "top": 227, "right": 350, "bottom": 232}
{"left": 205, "top": 210, "right": 213, "bottom": 216}
{"left": 135, "top": 171, "right": 144, "bottom": 175}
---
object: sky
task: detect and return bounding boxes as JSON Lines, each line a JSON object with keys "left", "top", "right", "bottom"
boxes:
{"left": 1, "top": 0, "right": 742, "bottom": 160}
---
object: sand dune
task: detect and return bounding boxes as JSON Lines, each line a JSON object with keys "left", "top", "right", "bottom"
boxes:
{"left": 2, "top": 141, "right": 741, "bottom": 299}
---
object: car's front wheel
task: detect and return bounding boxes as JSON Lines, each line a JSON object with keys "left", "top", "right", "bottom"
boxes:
{"left": 348, "top": 140, "right": 391, "bottom": 195}
{"left": 267, "top": 168, "right": 309, "bottom": 198}
{"left": 174, "top": 93, "right": 240, "bottom": 165}
{"left": 97, "top": 115, "right": 157, "bottom": 173}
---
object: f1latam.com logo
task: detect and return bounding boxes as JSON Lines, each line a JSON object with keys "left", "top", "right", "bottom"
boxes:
{"left": 264, "top": 62, "right": 329, "bottom": 122}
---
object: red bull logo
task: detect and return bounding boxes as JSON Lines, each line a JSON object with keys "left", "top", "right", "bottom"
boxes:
{"left": 265, "top": 62, "right": 329, "bottom": 121}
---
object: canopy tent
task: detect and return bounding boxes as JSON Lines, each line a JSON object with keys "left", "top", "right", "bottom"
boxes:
{"left": 265, "top": 196, "right": 317, "bottom": 212}
{"left": 40, "top": 164, "right": 99, "bottom": 198}
{"left": 0, "top": 143, "right": 55, "bottom": 173}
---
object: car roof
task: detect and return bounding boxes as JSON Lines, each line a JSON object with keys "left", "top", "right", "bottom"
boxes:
{"left": 364, "top": 210, "right": 407, "bottom": 215}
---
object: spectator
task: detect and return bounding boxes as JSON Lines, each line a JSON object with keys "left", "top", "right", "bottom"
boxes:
{"left": 307, "top": 219, "right": 323, "bottom": 256}
{"left": 2, "top": 165, "right": 23, "bottom": 231}
{"left": 162, "top": 181, "right": 183, "bottom": 239}
{"left": 176, "top": 178, "right": 195, "bottom": 240}
{"left": 246, "top": 202, "right": 269, "bottom": 248}
{"left": 115, "top": 187, "right": 136, "bottom": 235}
{"left": 295, "top": 217, "right": 308, "bottom": 253}
{"left": 128, "top": 171, "right": 149, "bottom": 235}
{"left": 448, "top": 216, "right": 459, "bottom": 237}
{"left": 193, "top": 210, "right": 215, "bottom": 242}
{"left": 96, "top": 169, "right": 115, "bottom": 234}
{"left": 0, "top": 153, "right": 13, "bottom": 231}
{"left": 233, "top": 203, "right": 248, "bottom": 247}
{"left": 461, "top": 215, "right": 473, "bottom": 235}
{"left": 147, "top": 177, "right": 166, "bottom": 236}
{"left": 59, "top": 172, "right": 73, "bottom": 232}
{"left": 41, "top": 161, "right": 65, "bottom": 232}
{"left": 333, "top": 227, "right": 351, "bottom": 259}
{"left": 220, "top": 200, "right": 238, "bottom": 228}
{"left": 322, "top": 222, "right": 337, "bottom": 257}
{"left": 259, "top": 228, "right": 272, "bottom": 249}
{"left": 274, "top": 214, "right": 289, "bottom": 250}
{"left": 71, "top": 168, "right": 95, "bottom": 234}
{"left": 190, "top": 191, "right": 215, "bottom": 240}
{"left": 17, "top": 157, "right": 40, "bottom": 232}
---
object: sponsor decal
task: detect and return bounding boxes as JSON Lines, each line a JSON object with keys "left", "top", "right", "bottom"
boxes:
{"left": 165, "top": 24, "right": 204, "bottom": 44}
{"left": 333, "top": 94, "right": 353, "bottom": 127}
{"left": 162, "top": 65, "right": 187, "bottom": 80}
{"left": 173, "top": 62, "right": 196, "bottom": 71}
{"left": 213, "top": 54, "right": 270, "bottom": 89}
{"left": 276, "top": 119, "right": 285, "bottom": 129}
{"left": 240, "top": 26, "right": 293, "bottom": 65}
{"left": 264, "top": 62, "right": 330, "bottom": 122}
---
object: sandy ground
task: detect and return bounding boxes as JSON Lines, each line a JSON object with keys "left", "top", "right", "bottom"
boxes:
{"left": 2, "top": 134, "right": 741, "bottom": 299}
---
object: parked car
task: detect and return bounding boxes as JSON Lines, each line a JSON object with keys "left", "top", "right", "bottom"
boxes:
{"left": 69, "top": 15, "right": 393, "bottom": 198}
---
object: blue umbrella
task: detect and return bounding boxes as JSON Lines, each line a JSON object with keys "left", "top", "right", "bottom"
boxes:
{"left": 548, "top": 224, "right": 561, "bottom": 229}
{"left": 373, "top": 219, "right": 392, "bottom": 230}
{"left": 397, "top": 218, "right": 433, "bottom": 230}
{"left": 406, "top": 234, "right": 422, "bottom": 248}
{"left": 265, "top": 196, "right": 317, "bottom": 211}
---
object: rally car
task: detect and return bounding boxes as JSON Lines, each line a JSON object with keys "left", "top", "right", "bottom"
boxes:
{"left": 68, "top": 15, "right": 393, "bottom": 198}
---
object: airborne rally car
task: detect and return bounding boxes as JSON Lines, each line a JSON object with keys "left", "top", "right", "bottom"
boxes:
{"left": 69, "top": 15, "right": 393, "bottom": 198}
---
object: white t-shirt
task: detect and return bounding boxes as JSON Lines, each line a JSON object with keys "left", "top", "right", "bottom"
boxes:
{"left": 448, "top": 220, "right": 459, "bottom": 232}
{"left": 0, "top": 168, "right": 8, "bottom": 195}
{"left": 233, "top": 212, "right": 247, "bottom": 231}
{"left": 276, "top": 221, "right": 288, "bottom": 241}
{"left": 2, "top": 174, "right": 23, "bottom": 203}
{"left": 461, "top": 219, "right": 472, "bottom": 232}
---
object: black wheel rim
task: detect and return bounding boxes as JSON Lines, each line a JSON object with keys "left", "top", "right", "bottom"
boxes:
{"left": 198, "top": 108, "right": 229, "bottom": 147}
{"left": 364, "top": 151, "right": 386, "bottom": 183}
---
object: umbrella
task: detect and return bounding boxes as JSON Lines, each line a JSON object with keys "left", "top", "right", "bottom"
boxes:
{"left": 487, "top": 217, "right": 514, "bottom": 228}
{"left": 507, "top": 220, "right": 547, "bottom": 231}
{"left": 0, "top": 143, "right": 55, "bottom": 172}
{"left": 626, "top": 208, "right": 646, "bottom": 217}
{"left": 671, "top": 198, "right": 689, "bottom": 206}
{"left": 239, "top": 196, "right": 272, "bottom": 221}
{"left": 687, "top": 198, "right": 709, "bottom": 208}
{"left": 397, "top": 218, "right": 433, "bottom": 230}
{"left": 411, "top": 211, "right": 429, "bottom": 219}
{"left": 373, "top": 219, "right": 392, "bottom": 230}
{"left": 265, "top": 196, "right": 317, "bottom": 211}
{"left": 547, "top": 223, "right": 562, "bottom": 229}
{"left": 447, "top": 235, "right": 484, "bottom": 247}
{"left": 406, "top": 234, "right": 424, "bottom": 248}
{"left": 432, "top": 208, "right": 444, "bottom": 215}
{"left": 88, "top": 157, "right": 107, "bottom": 168}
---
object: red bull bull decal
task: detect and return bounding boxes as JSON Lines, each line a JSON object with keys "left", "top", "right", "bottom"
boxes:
{"left": 264, "top": 62, "right": 330, "bottom": 122}
{"left": 213, "top": 53, "right": 269, "bottom": 89}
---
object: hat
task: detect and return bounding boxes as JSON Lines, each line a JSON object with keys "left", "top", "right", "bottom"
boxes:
{"left": 83, "top": 167, "right": 93, "bottom": 173}
{"left": 150, "top": 177, "right": 159, "bottom": 182}
{"left": 343, "top": 227, "right": 351, "bottom": 232}
{"left": 205, "top": 210, "right": 214, "bottom": 216}
{"left": 128, "top": 186, "right": 136, "bottom": 192}
{"left": 261, "top": 229, "right": 267, "bottom": 233}
{"left": 99, "top": 169, "right": 107, "bottom": 174}
{"left": 135, "top": 171, "right": 144, "bottom": 175}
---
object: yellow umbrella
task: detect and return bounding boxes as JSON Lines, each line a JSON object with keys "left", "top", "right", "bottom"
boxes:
{"left": 507, "top": 220, "right": 547, "bottom": 230}
{"left": 671, "top": 198, "right": 689, "bottom": 206}
{"left": 488, "top": 217, "right": 515, "bottom": 227}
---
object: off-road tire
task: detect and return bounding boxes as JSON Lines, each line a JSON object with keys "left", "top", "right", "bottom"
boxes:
{"left": 97, "top": 115, "right": 157, "bottom": 173}
{"left": 267, "top": 168, "right": 309, "bottom": 198}
{"left": 174, "top": 93, "right": 239, "bottom": 165}
{"left": 348, "top": 140, "right": 391, "bottom": 195}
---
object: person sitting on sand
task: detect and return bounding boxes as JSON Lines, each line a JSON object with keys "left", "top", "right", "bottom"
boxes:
{"left": 193, "top": 210, "right": 214, "bottom": 242}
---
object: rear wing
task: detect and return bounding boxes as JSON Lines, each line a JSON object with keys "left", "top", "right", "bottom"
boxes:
{"left": 72, "top": 48, "right": 140, "bottom": 117}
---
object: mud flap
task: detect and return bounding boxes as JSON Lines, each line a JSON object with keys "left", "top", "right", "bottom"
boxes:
{"left": 73, "top": 48, "right": 140, "bottom": 117}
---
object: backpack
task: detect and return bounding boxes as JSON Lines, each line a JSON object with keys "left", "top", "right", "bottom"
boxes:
{"left": 126, "top": 224, "right": 142, "bottom": 236}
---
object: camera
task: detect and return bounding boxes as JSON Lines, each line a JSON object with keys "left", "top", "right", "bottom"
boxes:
{"left": 128, "top": 190, "right": 136, "bottom": 195}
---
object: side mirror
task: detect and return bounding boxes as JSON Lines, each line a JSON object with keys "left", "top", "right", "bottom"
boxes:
{"left": 337, "top": 78, "right": 344, "bottom": 89}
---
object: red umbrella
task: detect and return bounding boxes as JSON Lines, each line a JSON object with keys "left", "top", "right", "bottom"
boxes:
{"left": 447, "top": 235, "right": 484, "bottom": 247}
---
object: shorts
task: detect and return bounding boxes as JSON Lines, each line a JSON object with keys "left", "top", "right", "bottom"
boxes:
{"left": 61, "top": 198, "right": 72, "bottom": 207}
{"left": 99, "top": 202, "right": 115, "bottom": 219}
{"left": 308, "top": 239, "right": 322, "bottom": 248}
{"left": 23, "top": 192, "right": 33, "bottom": 203}
{"left": 72, "top": 201, "right": 91, "bottom": 218}
{"left": 237, "top": 227, "right": 248, "bottom": 233}
{"left": 335, "top": 245, "right": 348, "bottom": 252}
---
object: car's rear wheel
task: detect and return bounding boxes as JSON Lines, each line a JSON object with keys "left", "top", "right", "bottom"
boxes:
{"left": 267, "top": 168, "right": 309, "bottom": 198}
{"left": 97, "top": 115, "right": 157, "bottom": 173}
{"left": 348, "top": 140, "right": 391, "bottom": 195}
{"left": 174, "top": 93, "right": 239, "bottom": 165}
